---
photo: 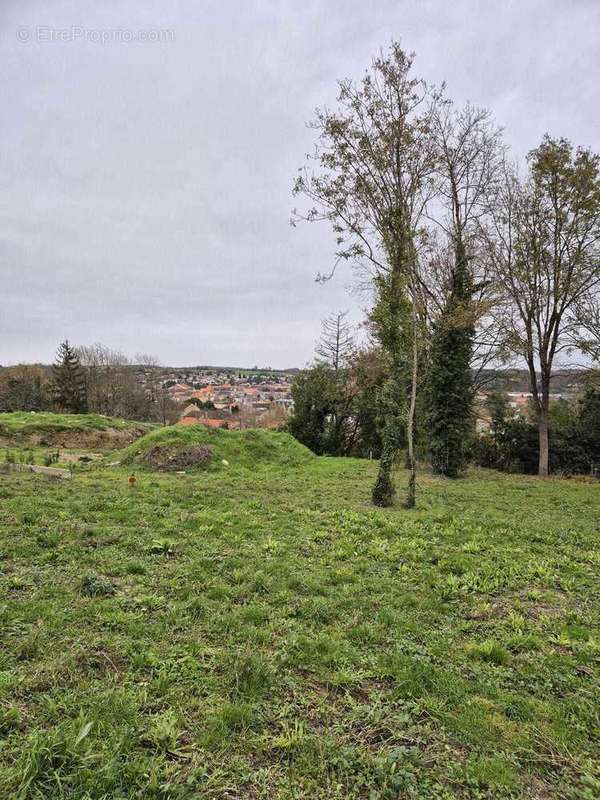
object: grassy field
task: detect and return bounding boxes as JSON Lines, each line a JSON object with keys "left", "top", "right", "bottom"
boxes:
{"left": 0, "top": 436, "right": 598, "bottom": 798}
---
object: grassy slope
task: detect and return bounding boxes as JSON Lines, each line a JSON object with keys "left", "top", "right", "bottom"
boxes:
{"left": 0, "top": 412, "right": 152, "bottom": 437}
{"left": 0, "top": 457, "right": 598, "bottom": 799}
{"left": 121, "top": 424, "right": 315, "bottom": 470}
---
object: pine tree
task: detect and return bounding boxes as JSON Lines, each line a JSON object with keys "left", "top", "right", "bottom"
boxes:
{"left": 427, "top": 243, "right": 474, "bottom": 477}
{"left": 51, "top": 340, "right": 88, "bottom": 413}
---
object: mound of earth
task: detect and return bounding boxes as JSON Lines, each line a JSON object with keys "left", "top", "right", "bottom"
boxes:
{"left": 0, "top": 412, "right": 153, "bottom": 449}
{"left": 32, "top": 427, "right": 148, "bottom": 449}
{"left": 143, "top": 444, "right": 214, "bottom": 471}
{"left": 121, "top": 424, "right": 314, "bottom": 471}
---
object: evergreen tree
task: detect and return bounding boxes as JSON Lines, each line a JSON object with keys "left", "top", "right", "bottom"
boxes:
{"left": 51, "top": 340, "right": 88, "bottom": 413}
{"left": 288, "top": 364, "right": 340, "bottom": 455}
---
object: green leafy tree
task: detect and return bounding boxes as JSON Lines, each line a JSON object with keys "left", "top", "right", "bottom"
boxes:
{"left": 51, "top": 340, "right": 88, "bottom": 413}
{"left": 289, "top": 345, "right": 386, "bottom": 459}
{"left": 578, "top": 385, "right": 600, "bottom": 472}
{"left": 288, "top": 364, "right": 342, "bottom": 455}
{"left": 490, "top": 137, "right": 600, "bottom": 476}
{"left": 348, "top": 347, "right": 386, "bottom": 458}
{"left": 294, "top": 44, "right": 442, "bottom": 507}
{"left": 485, "top": 390, "right": 510, "bottom": 435}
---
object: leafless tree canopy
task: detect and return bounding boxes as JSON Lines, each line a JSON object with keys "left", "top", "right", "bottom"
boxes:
{"left": 315, "top": 311, "right": 355, "bottom": 372}
{"left": 76, "top": 343, "right": 175, "bottom": 423}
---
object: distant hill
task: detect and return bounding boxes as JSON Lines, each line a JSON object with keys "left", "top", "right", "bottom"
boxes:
{"left": 152, "top": 365, "right": 300, "bottom": 375}
{"left": 0, "top": 363, "right": 590, "bottom": 390}
{"left": 477, "top": 368, "right": 592, "bottom": 394}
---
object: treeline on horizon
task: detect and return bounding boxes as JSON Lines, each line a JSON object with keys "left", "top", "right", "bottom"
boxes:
{"left": 0, "top": 342, "right": 179, "bottom": 425}
{"left": 288, "top": 311, "right": 600, "bottom": 479}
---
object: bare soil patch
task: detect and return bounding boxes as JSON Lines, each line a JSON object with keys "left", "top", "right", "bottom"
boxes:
{"left": 1, "top": 427, "right": 148, "bottom": 450}
{"left": 143, "top": 444, "right": 214, "bottom": 471}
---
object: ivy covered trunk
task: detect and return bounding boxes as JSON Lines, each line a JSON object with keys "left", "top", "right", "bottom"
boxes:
{"left": 370, "top": 238, "right": 418, "bottom": 508}
{"left": 371, "top": 258, "right": 408, "bottom": 506}
{"left": 403, "top": 305, "right": 419, "bottom": 508}
{"left": 372, "top": 428, "right": 397, "bottom": 506}
{"left": 427, "top": 237, "right": 474, "bottom": 478}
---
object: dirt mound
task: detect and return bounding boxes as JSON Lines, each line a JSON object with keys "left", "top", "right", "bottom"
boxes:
{"left": 143, "top": 444, "right": 214, "bottom": 471}
{"left": 0, "top": 413, "right": 153, "bottom": 450}
{"left": 27, "top": 427, "right": 148, "bottom": 450}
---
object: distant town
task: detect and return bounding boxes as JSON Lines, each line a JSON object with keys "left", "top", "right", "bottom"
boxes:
{"left": 0, "top": 360, "right": 593, "bottom": 436}
{"left": 136, "top": 365, "right": 297, "bottom": 429}
{"left": 133, "top": 364, "right": 586, "bottom": 433}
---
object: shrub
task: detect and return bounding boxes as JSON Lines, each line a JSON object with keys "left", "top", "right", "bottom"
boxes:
{"left": 473, "top": 388, "right": 600, "bottom": 476}
{"left": 80, "top": 573, "right": 116, "bottom": 597}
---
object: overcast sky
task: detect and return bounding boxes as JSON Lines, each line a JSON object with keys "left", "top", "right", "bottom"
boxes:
{"left": 2, "top": 1, "right": 599, "bottom": 368}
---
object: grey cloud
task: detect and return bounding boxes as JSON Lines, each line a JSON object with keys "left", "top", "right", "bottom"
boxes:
{"left": 1, "top": 0, "right": 598, "bottom": 366}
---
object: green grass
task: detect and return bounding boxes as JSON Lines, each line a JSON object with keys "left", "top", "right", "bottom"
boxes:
{"left": 120, "top": 424, "right": 315, "bottom": 470}
{"left": 0, "top": 412, "right": 152, "bottom": 438}
{"left": 0, "top": 448, "right": 598, "bottom": 799}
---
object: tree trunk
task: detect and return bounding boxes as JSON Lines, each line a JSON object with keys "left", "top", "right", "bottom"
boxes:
{"left": 403, "top": 304, "right": 418, "bottom": 508}
{"left": 538, "top": 396, "right": 549, "bottom": 477}
{"left": 372, "top": 436, "right": 396, "bottom": 507}
{"left": 524, "top": 347, "right": 549, "bottom": 478}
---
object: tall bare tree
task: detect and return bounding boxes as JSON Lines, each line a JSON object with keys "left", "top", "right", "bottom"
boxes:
{"left": 0, "top": 365, "right": 48, "bottom": 412}
{"left": 294, "top": 43, "right": 442, "bottom": 507}
{"left": 489, "top": 137, "right": 600, "bottom": 476}
{"left": 135, "top": 353, "right": 177, "bottom": 425}
{"left": 316, "top": 311, "right": 355, "bottom": 372}
{"left": 77, "top": 343, "right": 130, "bottom": 417}
{"left": 77, "top": 344, "right": 174, "bottom": 422}
{"left": 426, "top": 104, "right": 504, "bottom": 476}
